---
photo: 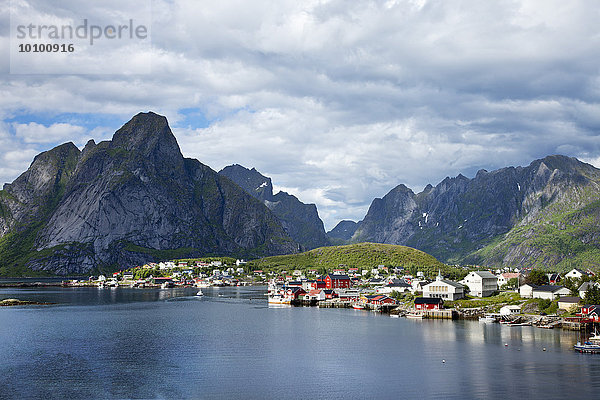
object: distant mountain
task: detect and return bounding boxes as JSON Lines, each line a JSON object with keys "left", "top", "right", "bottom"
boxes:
{"left": 219, "top": 164, "right": 329, "bottom": 250}
{"left": 352, "top": 155, "right": 600, "bottom": 271}
{"left": 327, "top": 220, "right": 358, "bottom": 241}
{"left": 0, "top": 112, "right": 297, "bottom": 276}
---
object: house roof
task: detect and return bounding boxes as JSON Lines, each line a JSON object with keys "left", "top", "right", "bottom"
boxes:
{"left": 326, "top": 274, "right": 351, "bottom": 280}
{"left": 577, "top": 281, "right": 600, "bottom": 291}
{"left": 415, "top": 297, "right": 443, "bottom": 305}
{"left": 425, "top": 279, "right": 463, "bottom": 289}
{"left": 533, "top": 285, "right": 567, "bottom": 293}
{"left": 387, "top": 278, "right": 411, "bottom": 287}
{"left": 470, "top": 271, "right": 497, "bottom": 279}
{"left": 557, "top": 296, "right": 581, "bottom": 304}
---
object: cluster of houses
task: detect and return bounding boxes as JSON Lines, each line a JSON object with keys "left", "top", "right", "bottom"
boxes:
{"left": 266, "top": 266, "right": 600, "bottom": 315}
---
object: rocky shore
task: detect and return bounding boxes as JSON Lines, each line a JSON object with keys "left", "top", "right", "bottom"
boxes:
{"left": 0, "top": 298, "right": 54, "bottom": 306}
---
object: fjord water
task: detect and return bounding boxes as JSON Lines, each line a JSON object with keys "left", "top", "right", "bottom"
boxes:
{"left": 1, "top": 286, "right": 599, "bottom": 399}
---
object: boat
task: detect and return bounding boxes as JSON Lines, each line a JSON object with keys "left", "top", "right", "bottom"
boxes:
{"left": 479, "top": 315, "right": 497, "bottom": 323}
{"left": 507, "top": 321, "right": 531, "bottom": 327}
{"left": 390, "top": 314, "right": 400, "bottom": 318}
{"left": 195, "top": 290, "right": 204, "bottom": 296}
{"left": 406, "top": 312, "right": 425, "bottom": 319}
{"left": 268, "top": 294, "right": 291, "bottom": 305}
{"left": 588, "top": 329, "right": 600, "bottom": 344}
{"left": 352, "top": 304, "right": 365, "bottom": 310}
{"left": 574, "top": 341, "right": 600, "bottom": 353}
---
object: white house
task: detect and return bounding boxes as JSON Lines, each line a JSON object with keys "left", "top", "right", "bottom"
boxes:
{"left": 497, "top": 272, "right": 521, "bottom": 288}
{"left": 461, "top": 271, "right": 498, "bottom": 297}
{"left": 532, "top": 285, "right": 571, "bottom": 300}
{"left": 423, "top": 273, "right": 464, "bottom": 300}
{"left": 578, "top": 281, "right": 600, "bottom": 299}
{"left": 565, "top": 268, "right": 587, "bottom": 280}
{"left": 519, "top": 283, "right": 536, "bottom": 298}
{"left": 499, "top": 305, "right": 521, "bottom": 316}
{"left": 376, "top": 279, "right": 412, "bottom": 294}
{"left": 410, "top": 279, "right": 427, "bottom": 294}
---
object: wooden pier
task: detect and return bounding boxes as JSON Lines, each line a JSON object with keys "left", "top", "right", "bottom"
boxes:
{"left": 424, "top": 309, "right": 457, "bottom": 320}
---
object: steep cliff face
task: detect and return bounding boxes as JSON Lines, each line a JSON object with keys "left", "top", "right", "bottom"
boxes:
{"left": 0, "top": 143, "right": 80, "bottom": 235}
{"left": 0, "top": 112, "right": 297, "bottom": 276}
{"left": 352, "top": 155, "right": 600, "bottom": 270}
{"left": 327, "top": 220, "right": 358, "bottom": 242}
{"left": 219, "top": 164, "right": 329, "bottom": 250}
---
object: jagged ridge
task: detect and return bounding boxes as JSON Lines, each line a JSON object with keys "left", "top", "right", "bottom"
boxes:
{"left": 219, "top": 164, "right": 329, "bottom": 250}
{"left": 0, "top": 112, "right": 297, "bottom": 276}
{"left": 351, "top": 155, "right": 600, "bottom": 271}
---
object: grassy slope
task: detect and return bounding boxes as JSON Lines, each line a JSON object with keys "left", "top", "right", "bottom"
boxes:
{"left": 468, "top": 199, "right": 600, "bottom": 272}
{"left": 250, "top": 242, "right": 467, "bottom": 279}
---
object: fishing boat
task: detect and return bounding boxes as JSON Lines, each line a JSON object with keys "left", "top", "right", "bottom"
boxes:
{"left": 352, "top": 304, "right": 365, "bottom": 310}
{"left": 406, "top": 312, "right": 424, "bottom": 319}
{"left": 195, "top": 290, "right": 204, "bottom": 296}
{"left": 574, "top": 341, "right": 600, "bottom": 353}
{"left": 268, "top": 294, "right": 291, "bottom": 305}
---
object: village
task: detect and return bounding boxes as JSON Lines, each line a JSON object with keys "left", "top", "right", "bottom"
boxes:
{"left": 60, "top": 259, "right": 600, "bottom": 332}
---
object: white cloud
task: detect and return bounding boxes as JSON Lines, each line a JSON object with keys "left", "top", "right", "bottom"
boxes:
{"left": 13, "top": 122, "right": 86, "bottom": 143}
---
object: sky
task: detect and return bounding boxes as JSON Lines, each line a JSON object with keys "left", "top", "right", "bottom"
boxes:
{"left": 1, "top": 0, "right": 600, "bottom": 230}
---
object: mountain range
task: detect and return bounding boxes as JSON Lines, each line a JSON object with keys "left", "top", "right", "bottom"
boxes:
{"left": 349, "top": 155, "right": 600, "bottom": 270}
{"left": 218, "top": 164, "right": 329, "bottom": 250}
{"left": 1, "top": 111, "right": 599, "bottom": 276}
{"left": 0, "top": 112, "right": 297, "bottom": 276}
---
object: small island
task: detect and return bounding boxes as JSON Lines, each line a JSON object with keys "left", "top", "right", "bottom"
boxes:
{"left": 0, "top": 298, "right": 54, "bottom": 306}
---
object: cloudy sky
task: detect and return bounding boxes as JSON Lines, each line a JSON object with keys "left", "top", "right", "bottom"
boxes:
{"left": 1, "top": 0, "right": 599, "bottom": 230}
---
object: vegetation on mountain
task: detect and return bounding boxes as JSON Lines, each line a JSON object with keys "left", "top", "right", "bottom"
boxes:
{"left": 250, "top": 242, "right": 467, "bottom": 280}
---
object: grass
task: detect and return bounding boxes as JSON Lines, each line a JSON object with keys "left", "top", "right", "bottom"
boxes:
{"left": 445, "top": 292, "right": 522, "bottom": 310}
{"left": 248, "top": 242, "right": 468, "bottom": 279}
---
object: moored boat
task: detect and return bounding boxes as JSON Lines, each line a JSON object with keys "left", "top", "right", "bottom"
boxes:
{"left": 574, "top": 341, "right": 600, "bottom": 353}
{"left": 196, "top": 290, "right": 204, "bottom": 296}
{"left": 268, "top": 294, "right": 291, "bottom": 305}
{"left": 479, "top": 314, "right": 497, "bottom": 323}
{"left": 352, "top": 304, "right": 365, "bottom": 310}
{"left": 406, "top": 312, "right": 424, "bottom": 319}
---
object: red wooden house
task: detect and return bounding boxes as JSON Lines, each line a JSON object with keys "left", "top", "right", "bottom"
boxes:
{"left": 580, "top": 305, "right": 600, "bottom": 322}
{"left": 414, "top": 297, "right": 443, "bottom": 311}
{"left": 324, "top": 274, "right": 352, "bottom": 289}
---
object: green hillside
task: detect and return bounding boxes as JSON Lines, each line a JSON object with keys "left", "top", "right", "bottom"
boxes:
{"left": 467, "top": 199, "right": 600, "bottom": 272}
{"left": 250, "top": 242, "right": 465, "bottom": 280}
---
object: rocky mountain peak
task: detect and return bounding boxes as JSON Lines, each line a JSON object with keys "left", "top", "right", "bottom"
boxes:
{"left": 111, "top": 112, "right": 182, "bottom": 161}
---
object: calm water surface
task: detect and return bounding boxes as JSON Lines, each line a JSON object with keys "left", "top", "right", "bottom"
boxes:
{"left": 1, "top": 285, "right": 598, "bottom": 399}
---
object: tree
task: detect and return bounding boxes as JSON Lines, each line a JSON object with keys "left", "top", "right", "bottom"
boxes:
{"left": 562, "top": 277, "right": 580, "bottom": 295}
{"left": 507, "top": 277, "right": 519, "bottom": 289}
{"left": 526, "top": 269, "right": 549, "bottom": 286}
{"left": 584, "top": 284, "right": 600, "bottom": 305}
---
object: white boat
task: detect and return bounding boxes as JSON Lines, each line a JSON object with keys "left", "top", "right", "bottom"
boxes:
{"left": 268, "top": 294, "right": 291, "bottom": 305}
{"left": 406, "top": 312, "right": 424, "bottom": 319}
{"left": 195, "top": 290, "right": 204, "bottom": 296}
{"left": 588, "top": 329, "right": 600, "bottom": 344}
{"left": 479, "top": 315, "right": 497, "bottom": 323}
{"left": 352, "top": 304, "right": 365, "bottom": 310}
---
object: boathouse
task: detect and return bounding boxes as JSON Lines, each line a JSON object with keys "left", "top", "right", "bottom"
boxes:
{"left": 414, "top": 297, "right": 443, "bottom": 311}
